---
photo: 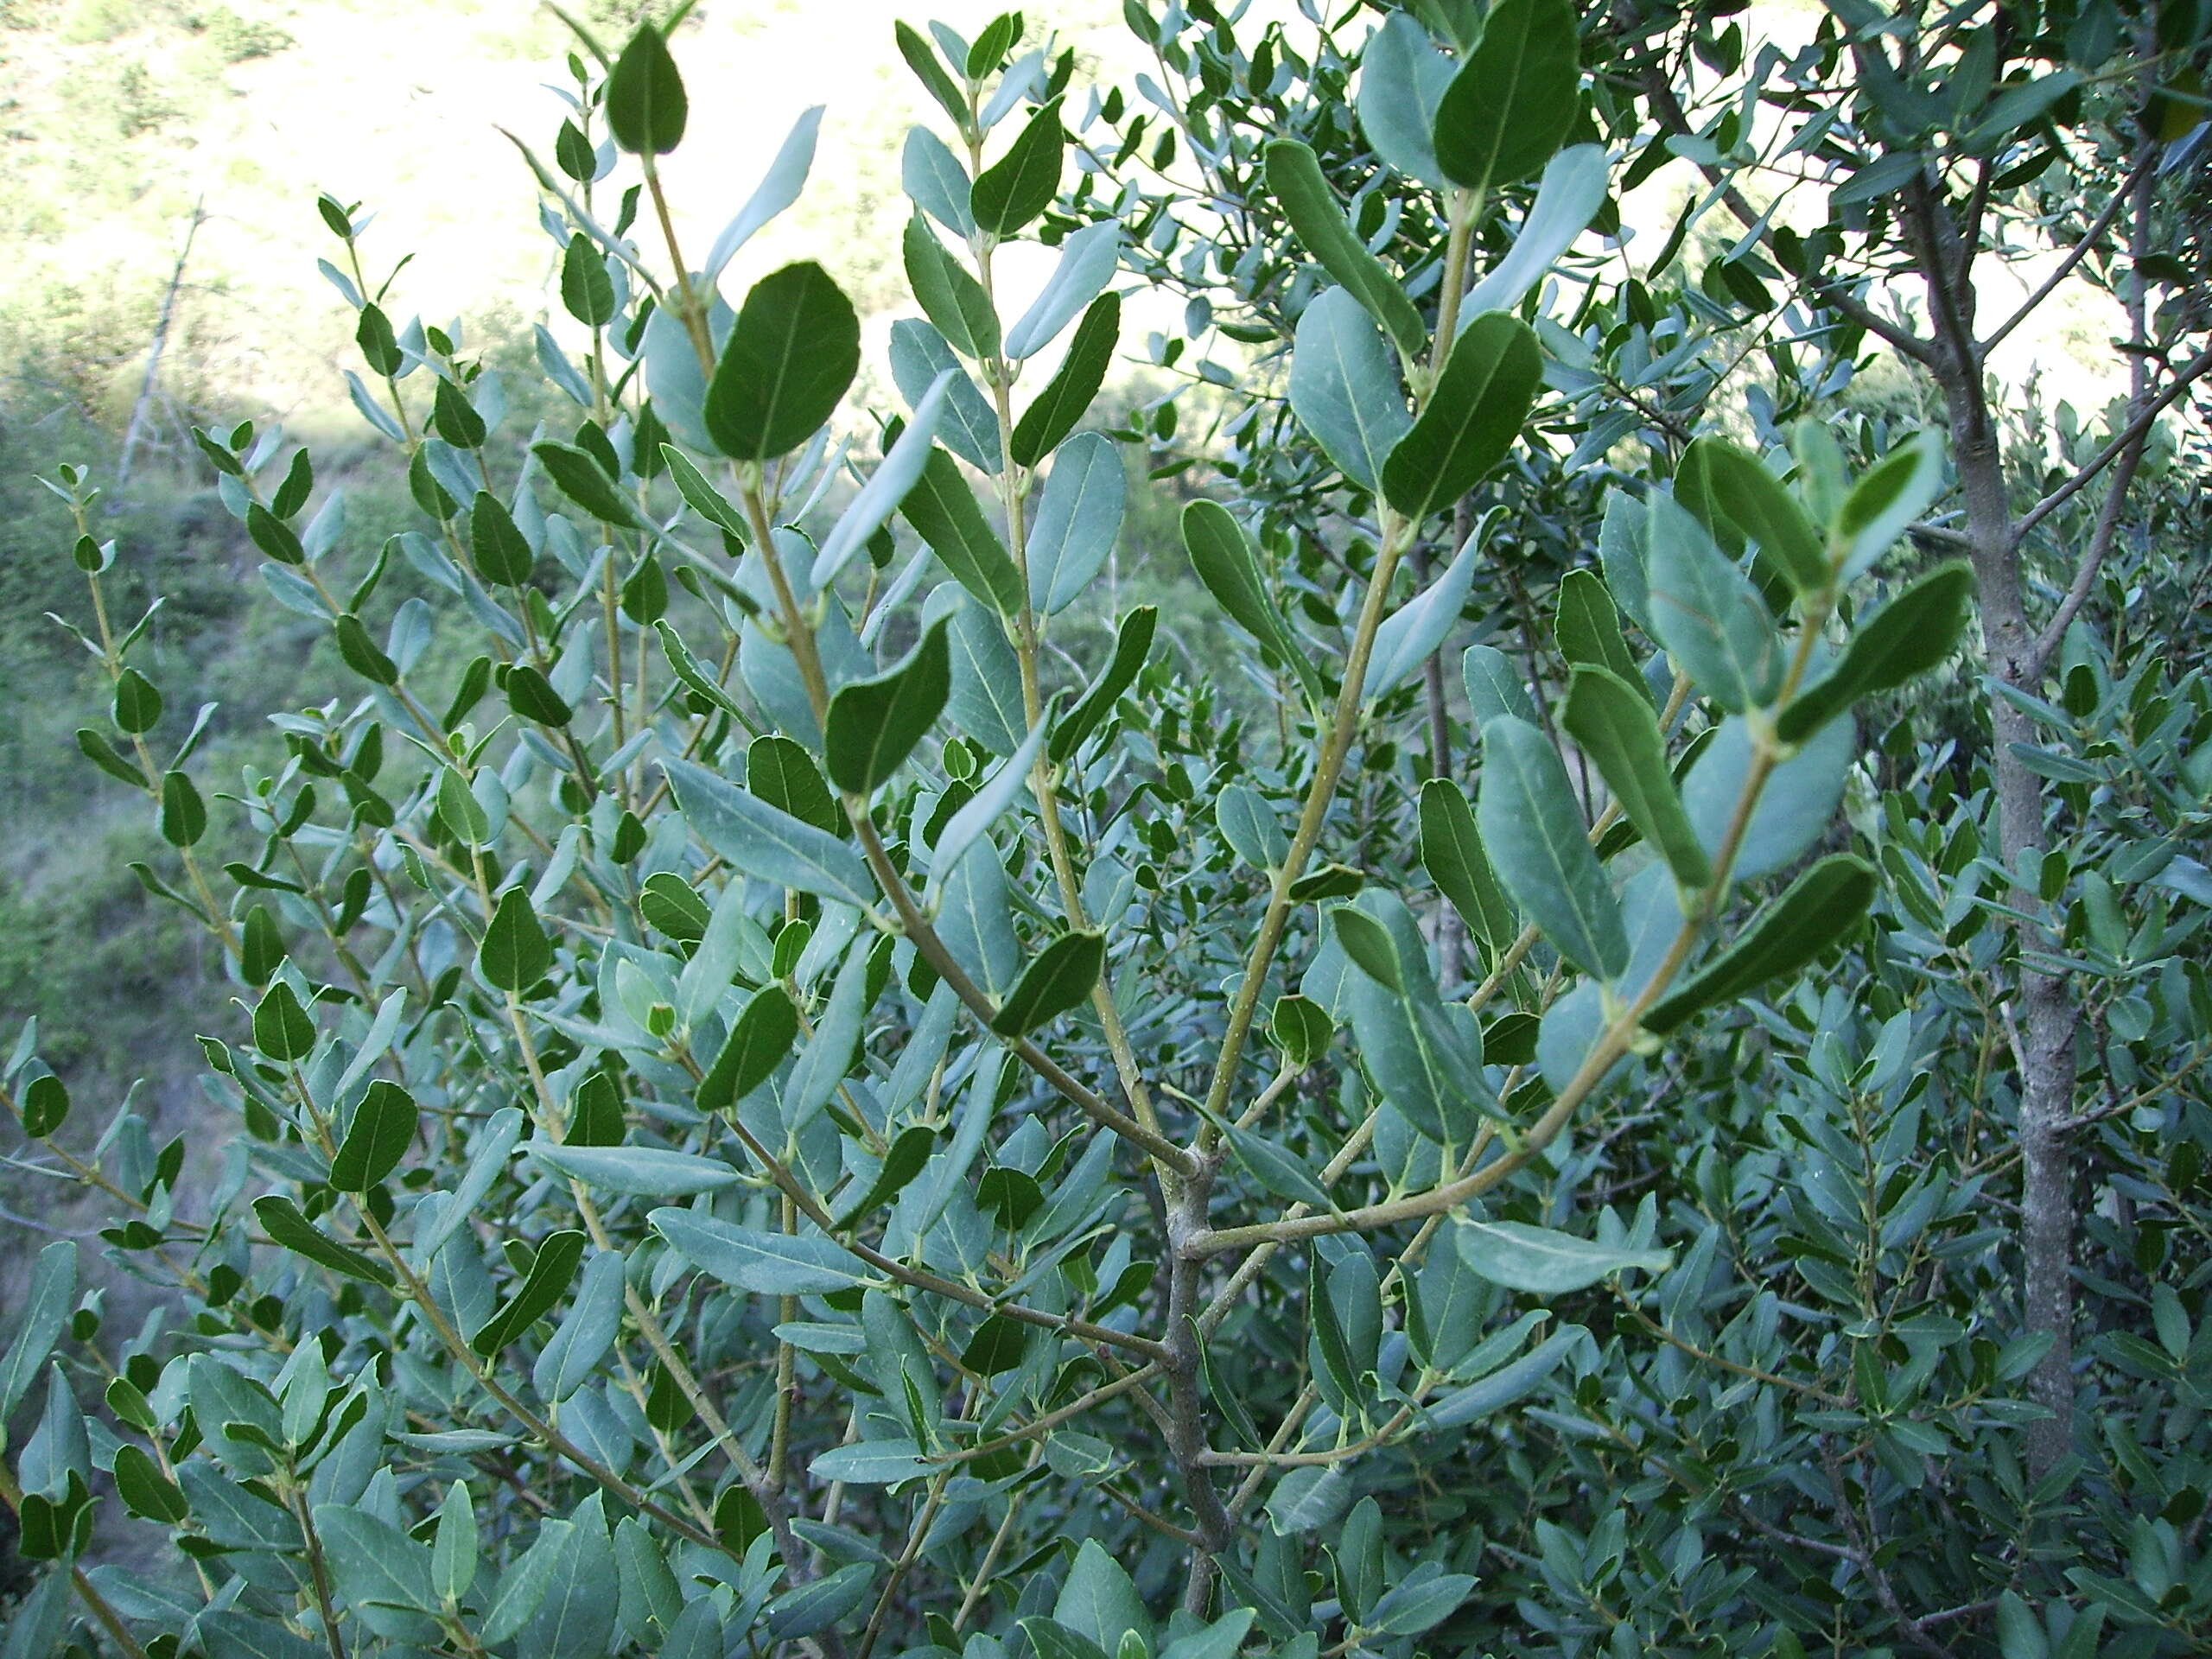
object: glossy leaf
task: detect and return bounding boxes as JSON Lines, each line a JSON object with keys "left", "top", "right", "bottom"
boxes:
{"left": 1381, "top": 313, "right": 1541, "bottom": 522}
{"left": 1431, "top": 0, "right": 1581, "bottom": 193}
{"left": 1643, "top": 855, "right": 1877, "bottom": 1033}
{"left": 825, "top": 617, "right": 951, "bottom": 794}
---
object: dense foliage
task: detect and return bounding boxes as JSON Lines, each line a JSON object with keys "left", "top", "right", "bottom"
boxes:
{"left": 3, "top": 3, "right": 2210, "bottom": 1658}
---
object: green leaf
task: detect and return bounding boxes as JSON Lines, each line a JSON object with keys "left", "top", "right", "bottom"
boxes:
{"left": 1370, "top": 1567, "right": 1478, "bottom": 1636}
{"left": 1681, "top": 713, "right": 1853, "bottom": 880}
{"left": 1358, "top": 12, "right": 1455, "bottom": 185}
{"left": 1265, "top": 140, "right": 1427, "bottom": 356}
{"left": 990, "top": 929, "right": 1103, "bottom": 1035}
{"left": 505, "top": 664, "right": 574, "bottom": 727}
{"left": 1021, "top": 1619, "right": 1111, "bottom": 1659}
{"left": 329, "top": 1080, "right": 418, "bottom": 1191}
{"left": 704, "top": 262, "right": 860, "bottom": 461}
{"left": 76, "top": 728, "right": 145, "bottom": 786}
{"left": 246, "top": 502, "right": 305, "bottom": 565}
{"left": 962, "top": 1311, "right": 1030, "bottom": 1376}
{"left": 835, "top": 1124, "right": 938, "bottom": 1229}
{"left": 1006, "top": 221, "right": 1121, "bottom": 359}
{"left": 1028, "top": 433, "right": 1126, "bottom": 616}
{"left": 970, "top": 98, "right": 1064, "bottom": 236}
{"left": 651, "top": 1209, "right": 867, "bottom": 1294}
{"left": 532, "top": 1249, "right": 626, "bottom": 1405}
{"left": 1553, "top": 569, "right": 1649, "bottom": 699}
{"left": 809, "top": 1438, "right": 933, "bottom": 1485}
{"left": 1477, "top": 716, "right": 1626, "bottom": 980}
{"left": 481, "top": 887, "right": 552, "bottom": 993}
{"left": 334, "top": 613, "right": 398, "bottom": 685}
{"left": 315, "top": 1504, "right": 440, "bottom": 1641}
{"left": 1454, "top": 1219, "right": 1670, "bottom": 1294}
{"left": 1835, "top": 431, "right": 1945, "bottom": 579}
{"left": 663, "top": 758, "right": 873, "bottom": 906}
{"left": 903, "top": 215, "right": 999, "bottom": 359}
{"left": 1181, "top": 501, "right": 1325, "bottom": 703}
{"left": 1428, "top": 1328, "right": 1581, "bottom": 1426}
{"left": 112, "top": 1442, "right": 188, "bottom": 1522}
{"left": 1560, "top": 666, "right": 1711, "bottom": 888}
{"left": 895, "top": 22, "right": 969, "bottom": 132}
{"left": 529, "top": 1144, "right": 742, "bottom": 1197}
{"left": 825, "top": 617, "right": 951, "bottom": 794}
{"left": 1778, "top": 561, "right": 1974, "bottom": 742}
{"left": 1332, "top": 906, "right": 1405, "bottom": 992}
{"left": 1222, "top": 1119, "right": 1332, "bottom": 1208}
{"left": 1269, "top": 993, "right": 1334, "bottom": 1070}
{"left": 469, "top": 492, "right": 536, "bottom": 585}
{"left": 0, "top": 1241, "right": 74, "bottom": 1420}
{"left": 890, "top": 321, "right": 1001, "bottom": 472}
{"left": 606, "top": 22, "right": 687, "bottom": 156}
{"left": 1268, "top": 1464, "right": 1352, "bottom": 1535}
{"left": 21, "top": 1073, "right": 69, "bottom": 1138}
{"left": 1644, "top": 493, "right": 1785, "bottom": 711}
{"left": 473, "top": 1229, "right": 587, "bottom": 1354}
{"left": 1464, "top": 643, "right": 1538, "bottom": 725}
{"left": 1217, "top": 783, "right": 1289, "bottom": 870}
{"left": 1431, "top": 0, "right": 1581, "bottom": 193}
{"left": 659, "top": 447, "right": 748, "bottom": 537}
{"left": 1055, "top": 1539, "right": 1149, "bottom": 1653}
{"left": 1012, "top": 294, "right": 1119, "bottom": 467}
{"left": 1643, "top": 855, "right": 1876, "bottom": 1033}
{"left": 1052, "top": 604, "right": 1156, "bottom": 763}
{"left": 1677, "top": 437, "right": 1827, "bottom": 598}
{"left": 1380, "top": 313, "right": 1541, "bottom": 523}
{"left": 253, "top": 1195, "right": 393, "bottom": 1286}
{"left": 655, "top": 620, "right": 747, "bottom": 722}
{"left": 531, "top": 442, "right": 640, "bottom": 527}
{"left": 159, "top": 769, "right": 206, "bottom": 848}
{"left": 113, "top": 666, "right": 162, "bottom": 734}
{"left": 899, "top": 447, "right": 1025, "bottom": 614}
{"left": 747, "top": 734, "right": 842, "bottom": 835}
{"left": 433, "top": 1484, "right": 478, "bottom": 1607}
{"left": 253, "top": 981, "right": 317, "bottom": 1061}
{"left": 560, "top": 233, "right": 617, "bottom": 327}
{"left": 1287, "top": 287, "right": 1412, "bottom": 493}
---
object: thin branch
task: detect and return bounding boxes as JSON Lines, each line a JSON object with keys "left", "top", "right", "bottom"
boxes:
{"left": 2012, "top": 345, "right": 2212, "bottom": 545}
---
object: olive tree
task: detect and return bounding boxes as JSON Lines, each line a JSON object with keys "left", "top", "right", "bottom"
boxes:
{"left": 3, "top": 5, "right": 1984, "bottom": 1657}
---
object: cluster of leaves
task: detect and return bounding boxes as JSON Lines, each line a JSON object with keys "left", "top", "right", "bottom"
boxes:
{"left": 2, "top": 3, "right": 2209, "bottom": 1659}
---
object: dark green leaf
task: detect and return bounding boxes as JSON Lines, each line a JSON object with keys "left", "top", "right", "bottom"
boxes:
{"left": 246, "top": 503, "right": 305, "bottom": 565}
{"left": 561, "top": 234, "right": 617, "bottom": 327}
{"left": 481, "top": 887, "right": 552, "bottom": 993}
{"left": 334, "top": 613, "right": 399, "bottom": 685}
{"left": 1778, "top": 561, "right": 1974, "bottom": 742}
{"left": 970, "top": 99, "right": 1064, "bottom": 236}
{"left": 252, "top": 1196, "right": 392, "bottom": 1287}
{"left": 824, "top": 617, "right": 952, "bottom": 794}
{"left": 330, "top": 1081, "right": 418, "bottom": 1192}
{"left": 1380, "top": 313, "right": 1541, "bottom": 523}
{"left": 1265, "top": 140, "right": 1427, "bottom": 355}
{"left": 1643, "top": 855, "right": 1877, "bottom": 1032}
{"left": 472, "top": 1230, "right": 588, "bottom": 1354}
{"left": 836, "top": 1125, "right": 938, "bottom": 1229}
{"left": 704, "top": 263, "right": 861, "bottom": 461}
{"left": 1181, "top": 500, "right": 1325, "bottom": 703}
{"left": 505, "top": 664, "right": 574, "bottom": 728}
{"left": 1560, "top": 665, "right": 1711, "bottom": 888}
{"left": 22, "top": 1074, "right": 68, "bottom": 1138}
{"left": 607, "top": 23, "right": 687, "bottom": 156}
{"left": 159, "top": 770, "right": 207, "bottom": 848}
{"left": 1677, "top": 437, "right": 1827, "bottom": 597}
{"left": 113, "top": 667, "right": 162, "bottom": 734}
{"left": 990, "top": 930, "right": 1103, "bottom": 1035}
{"left": 747, "top": 735, "right": 842, "bottom": 835}
{"left": 1553, "top": 569, "right": 1648, "bottom": 698}
{"left": 961, "top": 1313, "right": 1030, "bottom": 1376}
{"left": 1051, "top": 605, "right": 1155, "bottom": 762}
{"left": 1432, "top": 0, "right": 1581, "bottom": 193}
{"left": 1269, "top": 994, "right": 1334, "bottom": 1069}
{"left": 904, "top": 216, "right": 998, "bottom": 359}
{"left": 899, "top": 448, "right": 1024, "bottom": 613}
{"left": 532, "top": 441, "right": 640, "bottom": 526}
{"left": 1012, "top": 294, "right": 1119, "bottom": 467}
{"left": 469, "top": 493, "right": 537, "bottom": 586}
{"left": 253, "top": 981, "right": 317, "bottom": 1062}
{"left": 1477, "top": 715, "right": 1625, "bottom": 979}
{"left": 699, "top": 987, "right": 800, "bottom": 1112}
{"left": 1645, "top": 493, "right": 1784, "bottom": 711}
